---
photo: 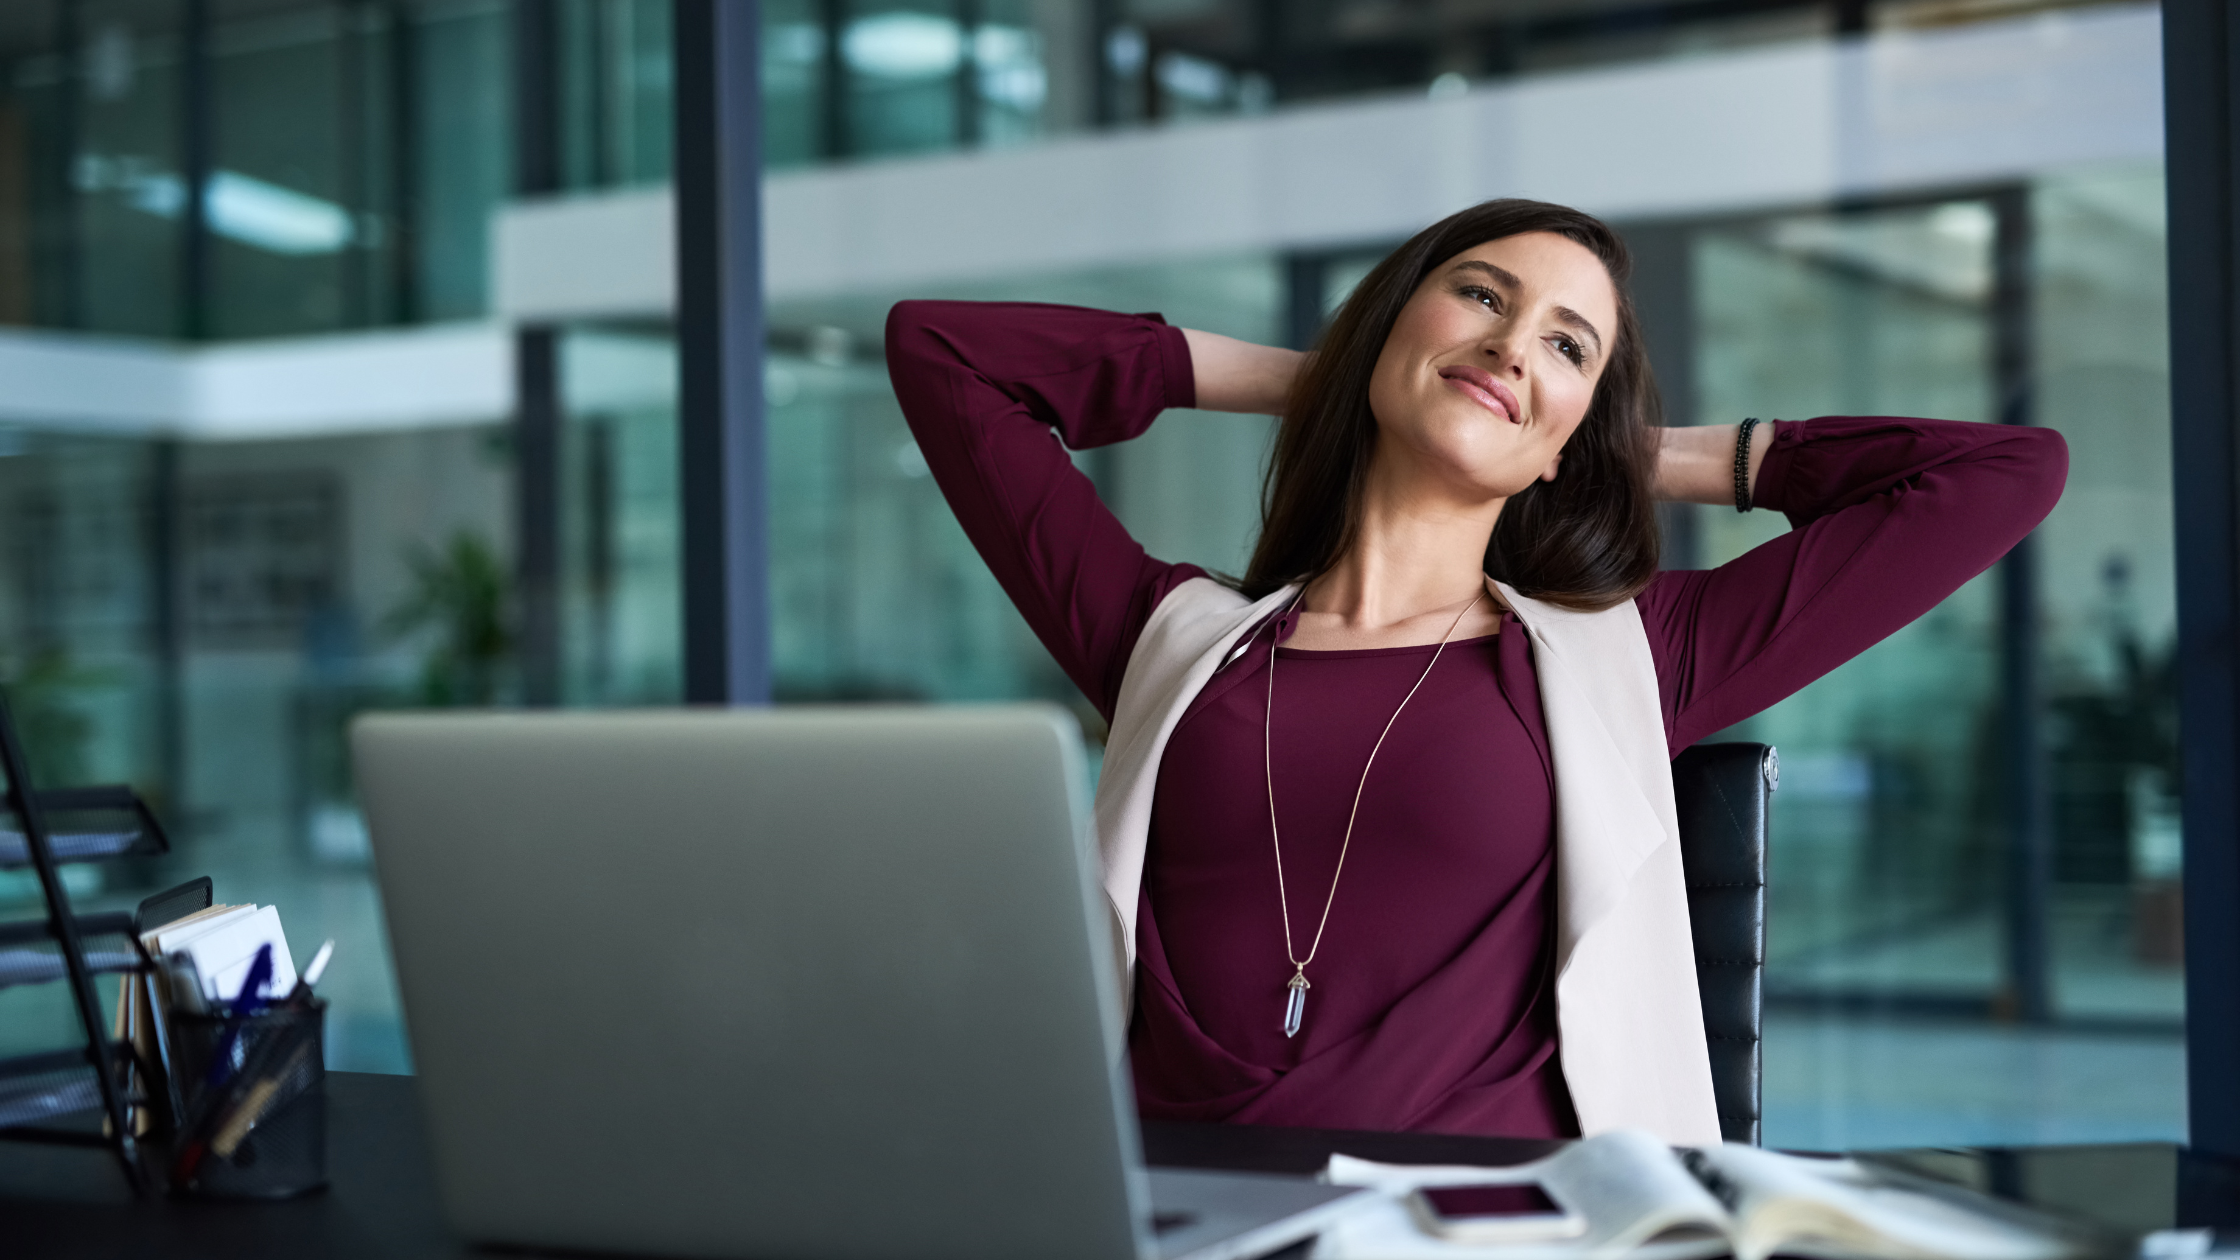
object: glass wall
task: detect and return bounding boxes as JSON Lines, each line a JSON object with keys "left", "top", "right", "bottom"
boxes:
{"left": 0, "top": 0, "right": 526, "bottom": 1076}
{"left": 0, "top": 416, "right": 514, "bottom": 1073}
{"left": 0, "top": 0, "right": 510, "bottom": 338}
{"left": 761, "top": 0, "right": 1058, "bottom": 168}
{"left": 765, "top": 255, "right": 1279, "bottom": 729}
{"left": 756, "top": 168, "right": 2183, "bottom": 1148}
{"left": 0, "top": 0, "right": 2188, "bottom": 1155}
{"left": 1678, "top": 170, "right": 2183, "bottom": 1146}
{"left": 558, "top": 324, "right": 683, "bottom": 705}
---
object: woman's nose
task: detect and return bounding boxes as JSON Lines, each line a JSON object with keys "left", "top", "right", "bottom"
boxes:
{"left": 1479, "top": 326, "right": 1529, "bottom": 378}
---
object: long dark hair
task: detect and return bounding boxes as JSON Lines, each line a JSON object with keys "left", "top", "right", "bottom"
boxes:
{"left": 1241, "top": 199, "right": 1662, "bottom": 611}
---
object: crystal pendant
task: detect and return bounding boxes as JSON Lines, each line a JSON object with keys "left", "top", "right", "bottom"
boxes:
{"left": 1283, "top": 972, "right": 1311, "bottom": 1039}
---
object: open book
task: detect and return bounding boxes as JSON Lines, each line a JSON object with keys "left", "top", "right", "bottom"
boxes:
{"left": 1317, "top": 1129, "right": 2119, "bottom": 1260}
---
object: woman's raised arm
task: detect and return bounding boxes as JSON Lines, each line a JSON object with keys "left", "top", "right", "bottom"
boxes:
{"left": 1639, "top": 416, "right": 2069, "bottom": 751}
{"left": 885, "top": 301, "right": 1207, "bottom": 719}
{"left": 1180, "top": 328, "right": 1304, "bottom": 415}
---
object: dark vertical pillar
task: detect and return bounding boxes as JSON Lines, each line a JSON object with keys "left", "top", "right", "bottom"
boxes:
{"left": 2164, "top": 0, "right": 2240, "bottom": 1157}
{"left": 584, "top": 1, "right": 615, "bottom": 187}
{"left": 817, "top": 0, "right": 848, "bottom": 159}
{"left": 955, "top": 0, "right": 981, "bottom": 148}
{"left": 148, "top": 439, "right": 185, "bottom": 835}
{"left": 1281, "top": 252, "right": 1327, "bottom": 352}
{"left": 340, "top": 0, "right": 370, "bottom": 327}
{"left": 514, "top": 0, "right": 561, "bottom": 192}
{"left": 1832, "top": 0, "right": 1870, "bottom": 36}
{"left": 1250, "top": 0, "right": 1282, "bottom": 94}
{"left": 44, "top": 0, "right": 83, "bottom": 330}
{"left": 180, "top": 0, "right": 213, "bottom": 340}
{"left": 584, "top": 417, "right": 616, "bottom": 697}
{"left": 674, "top": 0, "right": 771, "bottom": 705}
{"left": 1991, "top": 186, "right": 2052, "bottom": 1026}
{"left": 387, "top": 0, "right": 422, "bottom": 324}
{"left": 515, "top": 329, "right": 562, "bottom": 705}
{"left": 1089, "top": 0, "right": 1120, "bottom": 126}
{"left": 514, "top": 0, "right": 563, "bottom": 705}
{"left": 1628, "top": 221, "right": 1701, "bottom": 570}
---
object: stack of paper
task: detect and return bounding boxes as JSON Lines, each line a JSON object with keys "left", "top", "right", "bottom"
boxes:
{"left": 143, "top": 904, "right": 297, "bottom": 1004}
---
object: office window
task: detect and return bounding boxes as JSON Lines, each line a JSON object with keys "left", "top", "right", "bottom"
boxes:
{"left": 557, "top": 0, "right": 673, "bottom": 190}
{"left": 559, "top": 325, "right": 683, "bottom": 705}
{"left": 1679, "top": 176, "right": 2181, "bottom": 1147}
{"left": 766, "top": 255, "right": 1277, "bottom": 721}
{"left": 68, "top": 0, "right": 190, "bottom": 337}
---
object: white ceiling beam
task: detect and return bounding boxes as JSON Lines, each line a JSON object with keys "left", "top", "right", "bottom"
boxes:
{"left": 493, "top": 3, "right": 2160, "bottom": 320}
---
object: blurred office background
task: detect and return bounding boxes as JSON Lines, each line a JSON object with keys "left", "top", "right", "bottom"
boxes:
{"left": 0, "top": 0, "right": 2181, "bottom": 1150}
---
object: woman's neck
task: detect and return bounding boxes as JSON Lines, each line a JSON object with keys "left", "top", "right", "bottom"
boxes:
{"left": 1290, "top": 459, "right": 1509, "bottom": 651}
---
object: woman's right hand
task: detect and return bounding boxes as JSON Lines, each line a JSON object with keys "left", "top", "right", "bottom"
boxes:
{"left": 1181, "top": 329, "right": 1305, "bottom": 415}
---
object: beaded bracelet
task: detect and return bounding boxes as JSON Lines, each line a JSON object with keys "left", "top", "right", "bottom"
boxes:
{"left": 1734, "top": 417, "right": 1760, "bottom": 513}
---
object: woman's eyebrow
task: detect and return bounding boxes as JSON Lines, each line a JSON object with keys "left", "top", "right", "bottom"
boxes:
{"left": 1451, "top": 261, "right": 1605, "bottom": 358}
{"left": 1552, "top": 307, "right": 1604, "bottom": 358}
{"left": 1451, "top": 260, "right": 1521, "bottom": 290}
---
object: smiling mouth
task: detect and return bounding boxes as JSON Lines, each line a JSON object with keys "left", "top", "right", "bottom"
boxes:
{"left": 1436, "top": 367, "right": 1523, "bottom": 424}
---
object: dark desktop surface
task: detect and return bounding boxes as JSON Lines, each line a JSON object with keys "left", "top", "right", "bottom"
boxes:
{"left": 4, "top": 1071, "right": 2236, "bottom": 1258}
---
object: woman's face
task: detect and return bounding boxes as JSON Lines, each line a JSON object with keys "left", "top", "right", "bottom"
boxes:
{"left": 1365, "top": 231, "right": 1619, "bottom": 501}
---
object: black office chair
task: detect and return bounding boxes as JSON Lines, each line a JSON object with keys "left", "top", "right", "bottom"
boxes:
{"left": 1671, "top": 741, "right": 1776, "bottom": 1146}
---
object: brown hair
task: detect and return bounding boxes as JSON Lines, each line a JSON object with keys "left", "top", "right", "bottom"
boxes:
{"left": 1241, "top": 199, "right": 1662, "bottom": 611}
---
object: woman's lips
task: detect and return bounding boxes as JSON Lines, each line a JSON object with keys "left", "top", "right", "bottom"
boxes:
{"left": 1437, "top": 366, "right": 1523, "bottom": 424}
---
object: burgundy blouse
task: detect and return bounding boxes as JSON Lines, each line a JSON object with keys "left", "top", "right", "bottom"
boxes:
{"left": 885, "top": 300, "right": 2068, "bottom": 1138}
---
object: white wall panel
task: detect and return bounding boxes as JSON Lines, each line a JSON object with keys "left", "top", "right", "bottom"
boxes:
{"left": 0, "top": 324, "right": 512, "bottom": 438}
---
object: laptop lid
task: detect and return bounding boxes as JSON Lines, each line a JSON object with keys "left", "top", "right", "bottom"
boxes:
{"left": 355, "top": 705, "right": 1149, "bottom": 1260}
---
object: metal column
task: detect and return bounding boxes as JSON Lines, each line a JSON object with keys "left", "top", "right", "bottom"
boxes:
{"left": 674, "top": 0, "right": 771, "bottom": 705}
{"left": 180, "top": 0, "right": 213, "bottom": 340}
{"left": 513, "top": 0, "right": 563, "bottom": 706}
{"left": 1991, "top": 186, "right": 2052, "bottom": 1026}
{"left": 2163, "top": 0, "right": 2240, "bottom": 1157}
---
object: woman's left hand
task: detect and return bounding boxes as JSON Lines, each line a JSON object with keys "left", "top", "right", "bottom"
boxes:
{"left": 1652, "top": 421, "right": 1774, "bottom": 506}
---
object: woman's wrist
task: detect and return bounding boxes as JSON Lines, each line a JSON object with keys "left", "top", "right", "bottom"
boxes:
{"left": 1180, "top": 328, "right": 1304, "bottom": 415}
{"left": 1654, "top": 421, "right": 1775, "bottom": 506}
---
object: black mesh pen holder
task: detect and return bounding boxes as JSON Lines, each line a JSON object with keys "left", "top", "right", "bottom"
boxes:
{"left": 166, "top": 1000, "right": 328, "bottom": 1199}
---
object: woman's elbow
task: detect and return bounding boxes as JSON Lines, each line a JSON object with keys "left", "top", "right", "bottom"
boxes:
{"left": 884, "top": 300, "right": 942, "bottom": 364}
{"left": 2018, "top": 425, "right": 2070, "bottom": 517}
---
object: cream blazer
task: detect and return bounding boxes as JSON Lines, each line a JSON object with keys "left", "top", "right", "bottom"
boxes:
{"left": 1091, "top": 576, "right": 1722, "bottom": 1146}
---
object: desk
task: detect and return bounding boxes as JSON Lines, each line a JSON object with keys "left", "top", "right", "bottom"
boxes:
{"left": 6, "top": 1072, "right": 2238, "bottom": 1259}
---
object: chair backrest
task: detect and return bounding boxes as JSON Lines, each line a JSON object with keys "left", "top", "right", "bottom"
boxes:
{"left": 1670, "top": 741, "right": 1775, "bottom": 1146}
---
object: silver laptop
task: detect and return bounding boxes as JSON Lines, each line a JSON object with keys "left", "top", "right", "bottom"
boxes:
{"left": 354, "top": 705, "right": 1369, "bottom": 1260}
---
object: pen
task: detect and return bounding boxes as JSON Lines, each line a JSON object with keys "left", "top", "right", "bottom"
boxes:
{"left": 206, "top": 1035, "right": 319, "bottom": 1161}
{"left": 174, "top": 944, "right": 324, "bottom": 1184}
{"left": 282, "top": 939, "right": 334, "bottom": 1006}
{"left": 201, "top": 943, "right": 274, "bottom": 1091}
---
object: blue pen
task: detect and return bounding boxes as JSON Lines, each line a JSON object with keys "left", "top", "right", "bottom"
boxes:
{"left": 202, "top": 942, "right": 275, "bottom": 1090}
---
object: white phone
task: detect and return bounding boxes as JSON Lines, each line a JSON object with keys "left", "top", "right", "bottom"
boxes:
{"left": 1407, "top": 1182, "right": 1589, "bottom": 1244}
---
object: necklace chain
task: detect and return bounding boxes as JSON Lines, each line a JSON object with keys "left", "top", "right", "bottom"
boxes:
{"left": 1264, "top": 584, "right": 1487, "bottom": 1033}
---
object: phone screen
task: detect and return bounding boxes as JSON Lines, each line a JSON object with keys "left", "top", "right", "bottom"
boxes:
{"left": 1418, "top": 1184, "right": 1563, "bottom": 1220}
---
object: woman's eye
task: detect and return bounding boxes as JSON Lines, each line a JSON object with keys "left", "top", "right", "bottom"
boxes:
{"left": 1460, "top": 284, "right": 1499, "bottom": 311}
{"left": 1553, "top": 336, "right": 1584, "bottom": 365}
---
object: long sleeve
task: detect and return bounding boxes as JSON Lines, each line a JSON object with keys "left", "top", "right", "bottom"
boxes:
{"left": 885, "top": 301, "right": 1205, "bottom": 720}
{"left": 1640, "top": 417, "right": 2070, "bottom": 751}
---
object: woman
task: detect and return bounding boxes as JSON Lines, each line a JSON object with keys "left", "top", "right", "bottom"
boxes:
{"left": 884, "top": 199, "right": 2065, "bottom": 1145}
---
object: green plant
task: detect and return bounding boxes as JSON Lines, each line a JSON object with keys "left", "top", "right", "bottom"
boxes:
{"left": 383, "top": 532, "right": 513, "bottom": 706}
{"left": 0, "top": 649, "right": 96, "bottom": 788}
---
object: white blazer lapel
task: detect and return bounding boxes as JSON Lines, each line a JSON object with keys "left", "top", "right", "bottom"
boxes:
{"left": 1094, "top": 579, "right": 1297, "bottom": 971}
{"left": 1495, "top": 584, "right": 1677, "bottom": 956}
{"left": 1498, "top": 582, "right": 1723, "bottom": 1146}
